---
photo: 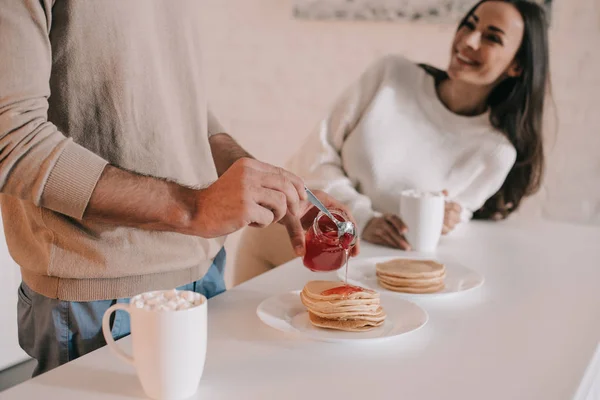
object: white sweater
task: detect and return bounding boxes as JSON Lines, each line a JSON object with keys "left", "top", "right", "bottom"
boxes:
{"left": 287, "top": 55, "right": 517, "bottom": 233}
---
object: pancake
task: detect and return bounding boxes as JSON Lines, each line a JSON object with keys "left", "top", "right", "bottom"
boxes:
{"left": 300, "top": 291, "right": 381, "bottom": 308}
{"left": 308, "top": 307, "right": 386, "bottom": 322}
{"left": 308, "top": 312, "right": 384, "bottom": 332}
{"left": 375, "top": 259, "right": 445, "bottom": 280}
{"left": 376, "top": 272, "right": 445, "bottom": 288}
{"left": 300, "top": 280, "right": 386, "bottom": 332}
{"left": 302, "top": 280, "right": 379, "bottom": 301}
{"left": 378, "top": 280, "right": 445, "bottom": 294}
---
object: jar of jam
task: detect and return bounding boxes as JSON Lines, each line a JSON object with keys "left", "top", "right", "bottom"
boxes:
{"left": 303, "top": 210, "right": 356, "bottom": 272}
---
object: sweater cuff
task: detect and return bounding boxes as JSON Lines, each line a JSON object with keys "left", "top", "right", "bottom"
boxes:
{"left": 352, "top": 206, "right": 382, "bottom": 236}
{"left": 41, "top": 140, "right": 109, "bottom": 219}
{"left": 460, "top": 206, "right": 473, "bottom": 222}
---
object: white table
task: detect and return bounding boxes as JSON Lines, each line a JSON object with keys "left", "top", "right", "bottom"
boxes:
{"left": 2, "top": 220, "right": 600, "bottom": 400}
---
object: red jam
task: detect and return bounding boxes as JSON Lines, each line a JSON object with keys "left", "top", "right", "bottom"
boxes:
{"left": 303, "top": 212, "right": 355, "bottom": 272}
{"left": 339, "top": 233, "right": 353, "bottom": 250}
{"left": 320, "top": 284, "right": 364, "bottom": 297}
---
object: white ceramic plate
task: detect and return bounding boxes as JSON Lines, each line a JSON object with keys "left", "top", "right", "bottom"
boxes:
{"left": 337, "top": 256, "right": 484, "bottom": 298}
{"left": 256, "top": 290, "right": 428, "bottom": 343}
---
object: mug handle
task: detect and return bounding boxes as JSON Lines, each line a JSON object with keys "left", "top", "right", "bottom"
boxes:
{"left": 102, "top": 303, "right": 134, "bottom": 365}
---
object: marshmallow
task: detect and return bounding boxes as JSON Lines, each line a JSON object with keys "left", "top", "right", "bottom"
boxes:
{"left": 182, "top": 291, "right": 196, "bottom": 303}
{"left": 401, "top": 189, "right": 444, "bottom": 198}
{"left": 132, "top": 290, "right": 200, "bottom": 311}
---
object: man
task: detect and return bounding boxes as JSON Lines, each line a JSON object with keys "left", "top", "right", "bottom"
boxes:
{"left": 0, "top": 0, "right": 358, "bottom": 376}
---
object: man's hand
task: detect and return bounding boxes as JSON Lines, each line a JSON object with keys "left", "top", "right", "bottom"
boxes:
{"left": 362, "top": 214, "right": 411, "bottom": 250}
{"left": 279, "top": 190, "right": 361, "bottom": 258}
{"left": 187, "top": 158, "right": 307, "bottom": 237}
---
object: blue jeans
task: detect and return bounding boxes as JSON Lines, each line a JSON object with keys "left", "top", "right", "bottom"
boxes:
{"left": 17, "top": 248, "right": 226, "bottom": 377}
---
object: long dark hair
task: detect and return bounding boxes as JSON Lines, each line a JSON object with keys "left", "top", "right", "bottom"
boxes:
{"left": 422, "top": 0, "right": 550, "bottom": 220}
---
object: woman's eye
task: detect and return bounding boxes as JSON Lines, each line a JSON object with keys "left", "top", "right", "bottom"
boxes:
{"left": 463, "top": 20, "right": 476, "bottom": 30}
{"left": 487, "top": 35, "right": 503, "bottom": 45}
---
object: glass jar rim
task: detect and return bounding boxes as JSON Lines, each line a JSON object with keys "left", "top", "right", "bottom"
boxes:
{"left": 312, "top": 209, "right": 348, "bottom": 244}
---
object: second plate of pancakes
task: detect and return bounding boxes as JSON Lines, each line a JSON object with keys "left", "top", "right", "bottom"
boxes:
{"left": 337, "top": 256, "right": 484, "bottom": 298}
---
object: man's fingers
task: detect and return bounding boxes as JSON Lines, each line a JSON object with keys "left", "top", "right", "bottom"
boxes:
{"left": 259, "top": 172, "right": 301, "bottom": 217}
{"left": 247, "top": 203, "right": 274, "bottom": 228}
{"left": 281, "top": 214, "right": 306, "bottom": 256}
{"left": 259, "top": 173, "right": 300, "bottom": 218}
{"left": 254, "top": 188, "right": 288, "bottom": 223}
{"left": 248, "top": 159, "right": 306, "bottom": 202}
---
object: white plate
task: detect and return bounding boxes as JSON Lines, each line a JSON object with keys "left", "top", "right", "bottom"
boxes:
{"left": 337, "top": 256, "right": 484, "bottom": 299}
{"left": 256, "top": 291, "right": 428, "bottom": 343}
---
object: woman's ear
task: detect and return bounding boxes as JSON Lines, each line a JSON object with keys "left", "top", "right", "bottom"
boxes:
{"left": 507, "top": 60, "right": 523, "bottom": 78}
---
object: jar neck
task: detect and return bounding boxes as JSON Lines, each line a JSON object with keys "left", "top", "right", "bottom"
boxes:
{"left": 312, "top": 210, "right": 346, "bottom": 244}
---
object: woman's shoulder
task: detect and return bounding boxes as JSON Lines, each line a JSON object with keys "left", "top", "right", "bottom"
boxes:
{"left": 359, "top": 55, "right": 428, "bottom": 98}
{"left": 364, "top": 54, "right": 424, "bottom": 79}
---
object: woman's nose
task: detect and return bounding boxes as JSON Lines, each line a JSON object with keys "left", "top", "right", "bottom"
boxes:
{"left": 463, "top": 31, "right": 481, "bottom": 50}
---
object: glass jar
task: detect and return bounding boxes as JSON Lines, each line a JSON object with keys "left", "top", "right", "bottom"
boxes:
{"left": 303, "top": 210, "right": 356, "bottom": 272}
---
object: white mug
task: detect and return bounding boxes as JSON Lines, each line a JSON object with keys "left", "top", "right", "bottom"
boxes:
{"left": 102, "top": 290, "right": 207, "bottom": 400}
{"left": 399, "top": 190, "right": 445, "bottom": 252}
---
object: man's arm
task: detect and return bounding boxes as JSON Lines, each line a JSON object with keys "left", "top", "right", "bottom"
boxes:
{"left": 84, "top": 166, "right": 197, "bottom": 233}
{"left": 209, "top": 133, "right": 254, "bottom": 176}
{"left": 0, "top": 0, "right": 110, "bottom": 220}
{"left": 84, "top": 157, "right": 305, "bottom": 238}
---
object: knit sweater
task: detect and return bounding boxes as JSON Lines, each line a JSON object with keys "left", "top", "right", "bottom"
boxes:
{"left": 0, "top": 0, "right": 225, "bottom": 301}
{"left": 287, "top": 55, "right": 517, "bottom": 233}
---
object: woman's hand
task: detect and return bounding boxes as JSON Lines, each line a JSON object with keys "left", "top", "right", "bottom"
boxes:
{"left": 362, "top": 214, "right": 411, "bottom": 250}
{"left": 443, "top": 201, "right": 462, "bottom": 235}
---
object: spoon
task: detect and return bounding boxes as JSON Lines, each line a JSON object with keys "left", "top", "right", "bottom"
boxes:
{"left": 304, "top": 187, "right": 356, "bottom": 243}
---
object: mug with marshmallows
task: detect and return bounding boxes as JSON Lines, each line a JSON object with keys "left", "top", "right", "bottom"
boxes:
{"left": 399, "top": 189, "right": 446, "bottom": 252}
{"left": 102, "top": 289, "right": 207, "bottom": 400}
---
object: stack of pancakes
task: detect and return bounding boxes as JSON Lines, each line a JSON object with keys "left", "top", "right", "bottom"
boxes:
{"left": 300, "top": 281, "right": 386, "bottom": 332}
{"left": 376, "top": 259, "right": 445, "bottom": 294}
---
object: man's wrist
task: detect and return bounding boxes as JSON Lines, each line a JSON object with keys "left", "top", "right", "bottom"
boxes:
{"left": 168, "top": 183, "right": 201, "bottom": 234}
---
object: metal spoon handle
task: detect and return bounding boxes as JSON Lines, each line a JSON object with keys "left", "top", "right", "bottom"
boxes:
{"left": 304, "top": 187, "right": 341, "bottom": 226}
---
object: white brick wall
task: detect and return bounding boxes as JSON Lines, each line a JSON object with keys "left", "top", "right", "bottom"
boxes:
{"left": 198, "top": 0, "right": 600, "bottom": 283}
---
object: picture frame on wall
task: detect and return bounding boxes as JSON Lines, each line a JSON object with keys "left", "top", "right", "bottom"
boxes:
{"left": 293, "top": 0, "right": 552, "bottom": 23}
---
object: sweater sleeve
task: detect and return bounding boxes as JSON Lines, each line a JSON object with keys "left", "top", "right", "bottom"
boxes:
{"left": 0, "top": 0, "right": 108, "bottom": 219}
{"left": 287, "top": 56, "right": 397, "bottom": 233}
{"left": 454, "top": 143, "right": 517, "bottom": 222}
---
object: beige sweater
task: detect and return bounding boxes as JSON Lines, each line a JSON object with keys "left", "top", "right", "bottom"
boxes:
{"left": 0, "top": 0, "right": 225, "bottom": 301}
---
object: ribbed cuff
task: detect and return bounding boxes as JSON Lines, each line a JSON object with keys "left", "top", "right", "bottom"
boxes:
{"left": 41, "top": 140, "right": 109, "bottom": 219}
{"left": 460, "top": 206, "right": 473, "bottom": 222}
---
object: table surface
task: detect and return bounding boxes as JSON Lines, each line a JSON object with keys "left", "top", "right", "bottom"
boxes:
{"left": 2, "top": 219, "right": 600, "bottom": 400}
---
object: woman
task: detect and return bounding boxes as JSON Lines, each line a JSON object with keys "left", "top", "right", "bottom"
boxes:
{"left": 234, "top": 0, "right": 550, "bottom": 285}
